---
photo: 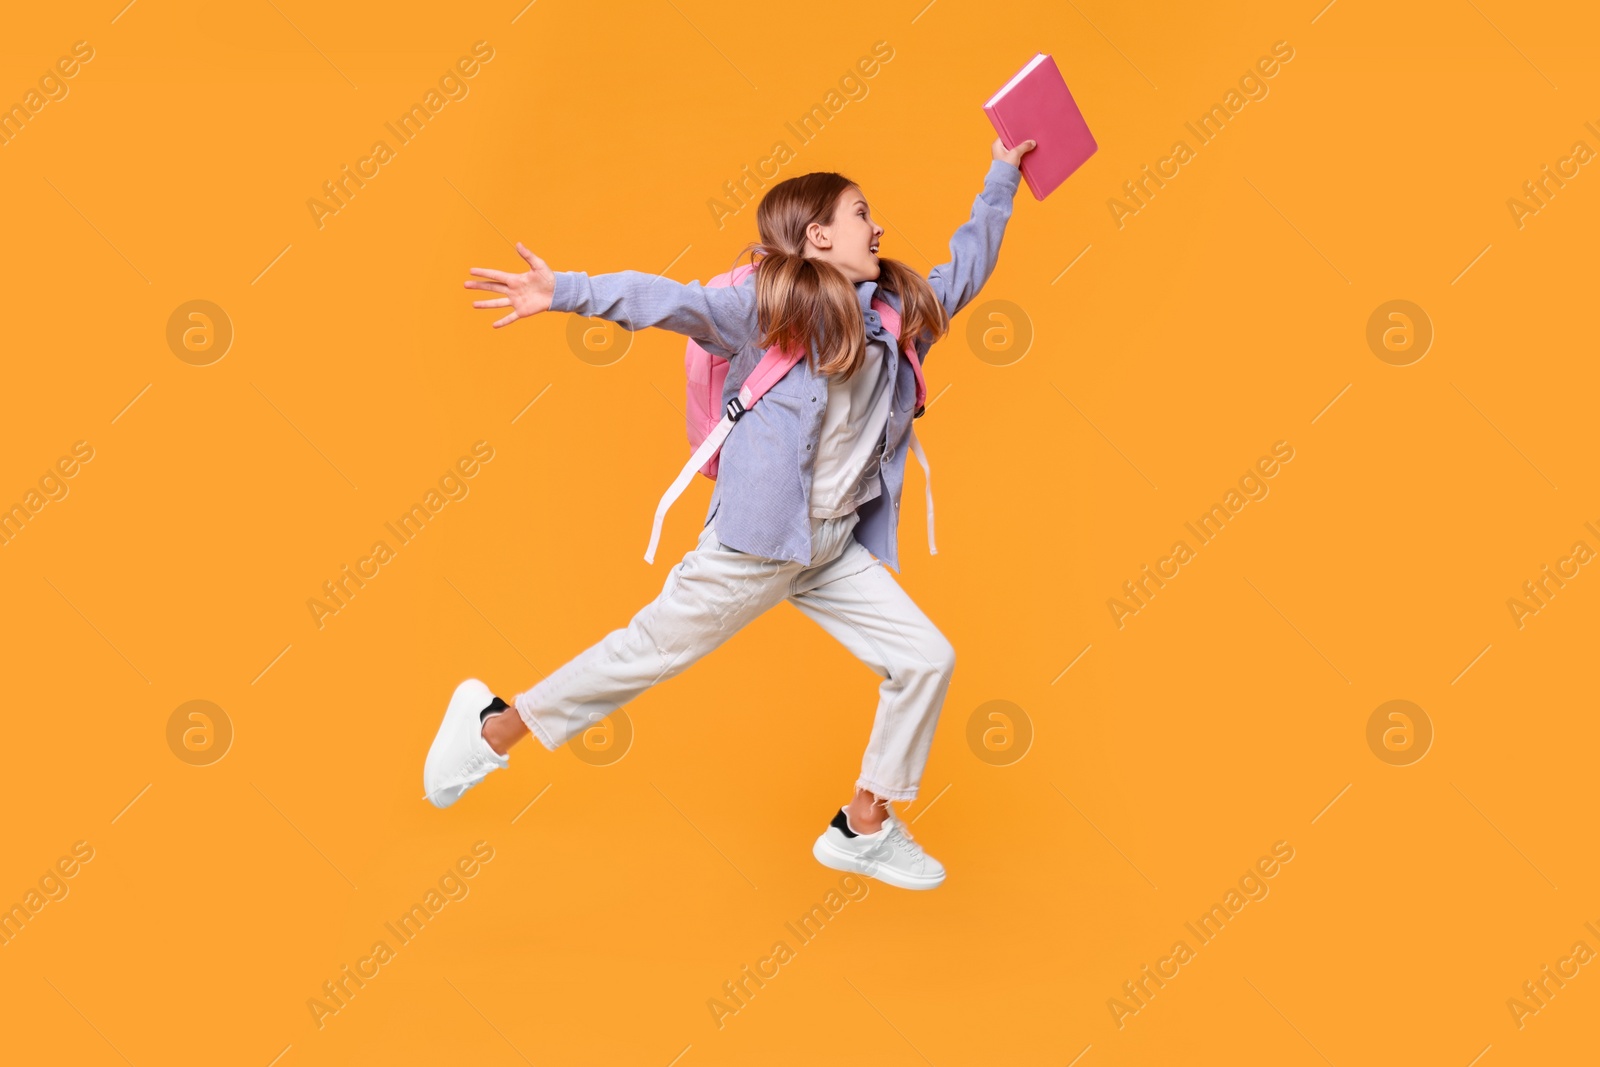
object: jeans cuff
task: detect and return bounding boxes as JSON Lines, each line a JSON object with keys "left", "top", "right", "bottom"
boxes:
{"left": 856, "top": 777, "right": 918, "bottom": 803}
{"left": 513, "top": 693, "right": 562, "bottom": 752}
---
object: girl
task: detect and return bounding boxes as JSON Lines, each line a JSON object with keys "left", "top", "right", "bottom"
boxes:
{"left": 427, "top": 137, "right": 1036, "bottom": 890}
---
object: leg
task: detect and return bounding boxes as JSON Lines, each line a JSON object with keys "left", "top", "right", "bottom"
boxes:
{"left": 506, "top": 520, "right": 795, "bottom": 751}
{"left": 845, "top": 787, "right": 895, "bottom": 834}
{"left": 786, "top": 541, "right": 957, "bottom": 805}
{"left": 796, "top": 541, "right": 954, "bottom": 890}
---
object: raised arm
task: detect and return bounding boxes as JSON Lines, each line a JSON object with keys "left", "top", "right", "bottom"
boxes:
{"left": 925, "top": 143, "right": 1033, "bottom": 320}
{"left": 464, "top": 242, "right": 756, "bottom": 358}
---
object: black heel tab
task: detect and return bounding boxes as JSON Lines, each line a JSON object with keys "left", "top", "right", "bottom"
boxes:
{"left": 479, "top": 695, "right": 509, "bottom": 725}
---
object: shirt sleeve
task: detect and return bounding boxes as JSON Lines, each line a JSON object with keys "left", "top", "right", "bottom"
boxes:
{"left": 549, "top": 269, "right": 758, "bottom": 359}
{"left": 925, "top": 159, "right": 1022, "bottom": 322}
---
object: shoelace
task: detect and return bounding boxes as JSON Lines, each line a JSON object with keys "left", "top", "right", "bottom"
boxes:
{"left": 439, "top": 748, "right": 501, "bottom": 794}
{"left": 883, "top": 821, "right": 928, "bottom": 870}
{"left": 860, "top": 819, "right": 926, "bottom": 872}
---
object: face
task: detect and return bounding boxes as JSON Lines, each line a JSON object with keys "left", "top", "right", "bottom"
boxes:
{"left": 803, "top": 185, "right": 883, "bottom": 282}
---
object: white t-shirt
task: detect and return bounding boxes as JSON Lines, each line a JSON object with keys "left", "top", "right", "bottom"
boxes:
{"left": 809, "top": 338, "right": 894, "bottom": 519}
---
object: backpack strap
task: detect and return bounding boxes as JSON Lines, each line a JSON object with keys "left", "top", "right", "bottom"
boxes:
{"left": 871, "top": 298, "right": 926, "bottom": 415}
{"left": 645, "top": 344, "right": 804, "bottom": 563}
{"left": 905, "top": 428, "right": 936, "bottom": 556}
{"left": 871, "top": 297, "right": 936, "bottom": 556}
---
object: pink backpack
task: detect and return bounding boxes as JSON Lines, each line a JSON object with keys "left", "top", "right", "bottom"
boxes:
{"left": 644, "top": 261, "right": 938, "bottom": 563}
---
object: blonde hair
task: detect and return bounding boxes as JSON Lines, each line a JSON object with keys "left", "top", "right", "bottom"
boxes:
{"left": 733, "top": 172, "right": 949, "bottom": 380}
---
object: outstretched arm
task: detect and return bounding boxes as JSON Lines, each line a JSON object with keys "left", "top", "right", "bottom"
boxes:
{"left": 925, "top": 139, "right": 1036, "bottom": 322}
{"left": 464, "top": 243, "right": 756, "bottom": 358}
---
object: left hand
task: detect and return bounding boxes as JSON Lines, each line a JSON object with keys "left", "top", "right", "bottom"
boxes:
{"left": 464, "top": 242, "right": 556, "bottom": 328}
{"left": 992, "top": 137, "right": 1038, "bottom": 167}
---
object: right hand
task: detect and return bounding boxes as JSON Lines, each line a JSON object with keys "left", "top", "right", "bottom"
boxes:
{"left": 464, "top": 242, "right": 555, "bottom": 328}
{"left": 992, "top": 137, "right": 1038, "bottom": 168}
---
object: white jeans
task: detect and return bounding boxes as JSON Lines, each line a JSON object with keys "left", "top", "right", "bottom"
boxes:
{"left": 513, "top": 510, "right": 955, "bottom": 800}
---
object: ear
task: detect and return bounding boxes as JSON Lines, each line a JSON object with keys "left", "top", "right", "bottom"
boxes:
{"left": 804, "top": 219, "right": 832, "bottom": 252}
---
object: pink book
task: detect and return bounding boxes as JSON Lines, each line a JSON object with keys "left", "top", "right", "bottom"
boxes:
{"left": 983, "top": 53, "right": 1098, "bottom": 200}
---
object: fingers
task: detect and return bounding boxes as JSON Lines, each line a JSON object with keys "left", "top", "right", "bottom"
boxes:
{"left": 992, "top": 137, "right": 1038, "bottom": 162}
{"left": 461, "top": 244, "right": 546, "bottom": 328}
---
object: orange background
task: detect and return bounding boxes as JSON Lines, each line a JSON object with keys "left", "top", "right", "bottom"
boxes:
{"left": 3, "top": 1, "right": 1598, "bottom": 1064}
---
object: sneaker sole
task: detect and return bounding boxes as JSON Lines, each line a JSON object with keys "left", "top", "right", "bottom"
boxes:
{"left": 424, "top": 678, "right": 495, "bottom": 809}
{"left": 812, "top": 832, "right": 946, "bottom": 891}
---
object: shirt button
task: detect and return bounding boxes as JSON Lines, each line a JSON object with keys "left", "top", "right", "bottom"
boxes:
{"left": 810, "top": 396, "right": 816, "bottom": 402}
{"left": 805, "top": 444, "right": 811, "bottom": 450}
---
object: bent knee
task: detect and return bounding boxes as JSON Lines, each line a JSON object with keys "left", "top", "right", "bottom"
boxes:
{"left": 918, "top": 632, "right": 956, "bottom": 679}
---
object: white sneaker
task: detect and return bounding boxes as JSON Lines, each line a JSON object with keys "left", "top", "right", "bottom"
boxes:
{"left": 424, "top": 679, "right": 510, "bottom": 809}
{"left": 812, "top": 806, "right": 947, "bottom": 890}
